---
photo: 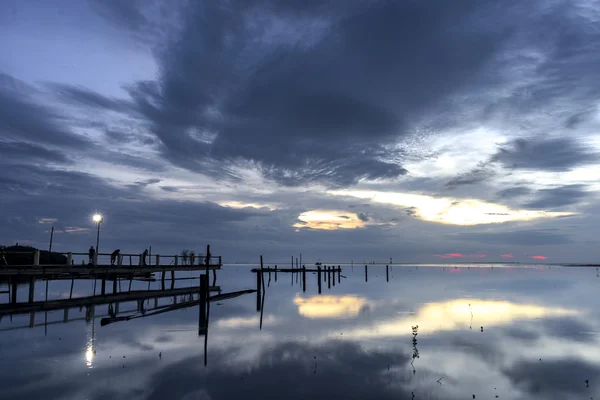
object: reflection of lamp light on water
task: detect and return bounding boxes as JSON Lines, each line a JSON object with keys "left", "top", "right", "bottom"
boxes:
{"left": 85, "top": 346, "right": 94, "bottom": 367}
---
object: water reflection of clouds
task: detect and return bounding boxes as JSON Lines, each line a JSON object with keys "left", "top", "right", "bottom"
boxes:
{"left": 293, "top": 295, "right": 370, "bottom": 319}
{"left": 341, "top": 299, "right": 579, "bottom": 338}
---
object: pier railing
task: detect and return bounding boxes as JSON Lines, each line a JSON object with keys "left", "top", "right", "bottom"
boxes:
{"left": 1, "top": 250, "right": 222, "bottom": 268}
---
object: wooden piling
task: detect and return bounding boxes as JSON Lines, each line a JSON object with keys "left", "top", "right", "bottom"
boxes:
{"left": 338, "top": 267, "right": 341, "bottom": 284}
{"left": 69, "top": 278, "right": 74, "bottom": 299}
{"left": 28, "top": 277, "right": 35, "bottom": 303}
{"left": 170, "top": 271, "right": 175, "bottom": 290}
{"left": 257, "top": 256, "right": 263, "bottom": 311}
{"left": 365, "top": 265, "right": 368, "bottom": 282}
{"left": 328, "top": 267, "right": 331, "bottom": 289}
{"left": 161, "top": 270, "right": 166, "bottom": 291}
{"left": 317, "top": 266, "right": 322, "bottom": 294}
{"left": 101, "top": 278, "right": 106, "bottom": 295}
{"left": 386, "top": 264, "right": 389, "bottom": 282}
{"left": 274, "top": 265, "right": 278, "bottom": 282}
{"left": 11, "top": 281, "right": 17, "bottom": 304}
{"left": 199, "top": 275, "right": 207, "bottom": 333}
{"left": 332, "top": 266, "right": 336, "bottom": 287}
{"left": 63, "top": 308, "right": 68, "bottom": 323}
{"left": 112, "top": 275, "right": 117, "bottom": 294}
{"left": 302, "top": 266, "right": 306, "bottom": 292}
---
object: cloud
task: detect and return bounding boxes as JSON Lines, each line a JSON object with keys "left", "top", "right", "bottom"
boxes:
{"left": 524, "top": 184, "right": 589, "bottom": 209}
{"left": 491, "top": 138, "right": 599, "bottom": 172}
{"left": 0, "top": 74, "right": 89, "bottom": 149}
{"left": 500, "top": 253, "right": 514, "bottom": 259}
{"left": 446, "top": 166, "right": 495, "bottom": 188}
{"left": 114, "top": 0, "right": 530, "bottom": 187}
{"left": 531, "top": 255, "right": 547, "bottom": 260}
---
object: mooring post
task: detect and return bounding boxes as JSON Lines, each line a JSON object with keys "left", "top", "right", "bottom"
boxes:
{"left": 112, "top": 275, "right": 117, "bottom": 294}
{"left": 67, "top": 252, "right": 72, "bottom": 266}
{"left": 332, "top": 266, "right": 336, "bottom": 287}
{"left": 302, "top": 265, "right": 306, "bottom": 292}
{"left": 365, "top": 265, "right": 368, "bottom": 282}
{"left": 101, "top": 278, "right": 106, "bottom": 295}
{"left": 274, "top": 265, "right": 278, "bottom": 282}
{"left": 386, "top": 264, "right": 389, "bottom": 282}
{"left": 174, "top": 255, "right": 178, "bottom": 266}
{"left": 317, "top": 266, "right": 322, "bottom": 294}
{"left": 33, "top": 250, "right": 40, "bottom": 266}
{"left": 28, "top": 277, "right": 35, "bottom": 303}
{"left": 161, "top": 270, "right": 166, "bottom": 291}
{"left": 199, "top": 274, "right": 208, "bottom": 334}
{"left": 257, "top": 256, "right": 263, "bottom": 312}
{"left": 328, "top": 267, "right": 331, "bottom": 289}
{"left": 156, "top": 255, "right": 160, "bottom": 266}
{"left": 11, "top": 281, "right": 17, "bottom": 304}
{"left": 338, "top": 266, "right": 341, "bottom": 283}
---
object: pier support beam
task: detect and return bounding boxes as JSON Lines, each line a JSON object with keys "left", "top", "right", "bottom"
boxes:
{"left": 28, "top": 277, "right": 35, "bottom": 303}
{"left": 33, "top": 250, "right": 40, "bottom": 266}
{"left": 67, "top": 252, "right": 72, "bottom": 265}
{"left": 101, "top": 278, "right": 106, "bottom": 295}
{"left": 199, "top": 275, "right": 208, "bottom": 335}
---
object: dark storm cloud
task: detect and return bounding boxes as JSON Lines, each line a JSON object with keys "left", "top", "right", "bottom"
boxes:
{"left": 0, "top": 141, "right": 71, "bottom": 164}
{"left": 446, "top": 166, "right": 495, "bottom": 188}
{"left": 357, "top": 213, "right": 369, "bottom": 222}
{"left": 453, "top": 229, "right": 571, "bottom": 246}
{"left": 47, "top": 83, "right": 134, "bottom": 113}
{"left": 524, "top": 185, "right": 589, "bottom": 210}
{"left": 496, "top": 186, "right": 533, "bottom": 199}
{"left": 117, "top": 0, "right": 521, "bottom": 187}
{"left": 0, "top": 74, "right": 90, "bottom": 148}
{"left": 491, "top": 137, "right": 598, "bottom": 172}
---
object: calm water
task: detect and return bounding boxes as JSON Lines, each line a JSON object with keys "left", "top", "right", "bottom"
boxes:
{"left": 1, "top": 264, "right": 599, "bottom": 400}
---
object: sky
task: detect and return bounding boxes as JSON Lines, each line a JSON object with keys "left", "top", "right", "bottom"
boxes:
{"left": 1, "top": 0, "right": 599, "bottom": 264}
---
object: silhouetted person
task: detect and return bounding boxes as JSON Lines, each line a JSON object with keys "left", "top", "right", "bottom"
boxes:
{"left": 88, "top": 246, "right": 95, "bottom": 265}
{"left": 205, "top": 245, "right": 211, "bottom": 266}
{"left": 110, "top": 249, "right": 121, "bottom": 265}
{"left": 142, "top": 249, "right": 148, "bottom": 266}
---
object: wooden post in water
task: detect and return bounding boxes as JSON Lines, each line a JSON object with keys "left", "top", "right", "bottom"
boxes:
{"left": 338, "top": 266, "right": 341, "bottom": 284}
{"left": 328, "top": 267, "right": 331, "bottom": 289}
{"left": 256, "top": 270, "right": 262, "bottom": 311}
{"left": 386, "top": 264, "right": 389, "bottom": 282}
{"left": 156, "top": 254, "right": 160, "bottom": 266}
{"left": 274, "top": 265, "right": 278, "bottom": 282}
{"left": 112, "top": 275, "right": 117, "bottom": 294}
{"left": 101, "top": 278, "right": 106, "bottom": 295}
{"left": 11, "top": 281, "right": 17, "bottom": 304}
{"left": 28, "top": 277, "right": 35, "bottom": 303}
{"left": 69, "top": 278, "right": 74, "bottom": 299}
{"left": 63, "top": 308, "right": 68, "bottom": 323}
{"left": 129, "top": 255, "right": 132, "bottom": 266}
{"left": 291, "top": 255, "right": 293, "bottom": 270}
{"left": 302, "top": 266, "right": 306, "bottom": 292}
{"left": 365, "top": 264, "right": 368, "bottom": 282}
{"left": 332, "top": 266, "right": 336, "bottom": 287}
{"left": 199, "top": 275, "right": 207, "bottom": 334}
{"left": 161, "top": 269, "right": 166, "bottom": 291}
{"left": 171, "top": 271, "right": 175, "bottom": 290}
{"left": 317, "top": 266, "right": 322, "bottom": 294}
{"left": 324, "top": 266, "right": 327, "bottom": 282}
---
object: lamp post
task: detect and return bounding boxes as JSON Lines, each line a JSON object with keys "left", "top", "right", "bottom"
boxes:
{"left": 93, "top": 214, "right": 103, "bottom": 256}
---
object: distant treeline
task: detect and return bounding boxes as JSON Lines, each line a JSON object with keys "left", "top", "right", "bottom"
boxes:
{"left": 0, "top": 245, "right": 67, "bottom": 265}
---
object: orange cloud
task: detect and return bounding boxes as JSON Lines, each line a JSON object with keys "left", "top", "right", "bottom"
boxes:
{"left": 501, "top": 254, "right": 514, "bottom": 259}
{"left": 531, "top": 255, "right": 547, "bottom": 260}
